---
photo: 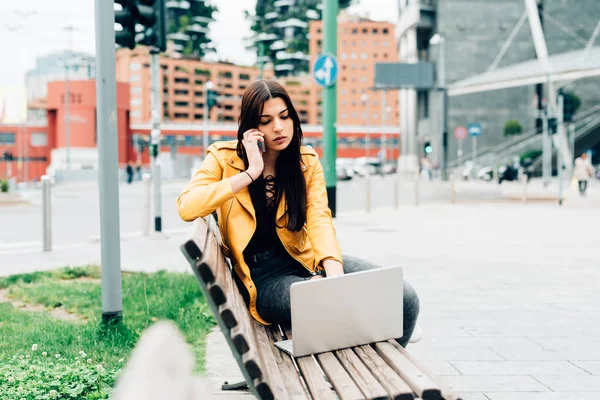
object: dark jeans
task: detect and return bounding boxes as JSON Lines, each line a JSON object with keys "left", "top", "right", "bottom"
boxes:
{"left": 579, "top": 180, "right": 588, "bottom": 195}
{"left": 245, "top": 249, "right": 420, "bottom": 347}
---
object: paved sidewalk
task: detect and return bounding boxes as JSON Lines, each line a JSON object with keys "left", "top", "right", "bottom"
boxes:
{"left": 2, "top": 185, "right": 599, "bottom": 399}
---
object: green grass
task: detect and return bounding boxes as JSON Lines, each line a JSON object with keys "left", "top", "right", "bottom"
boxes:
{"left": 0, "top": 266, "right": 216, "bottom": 399}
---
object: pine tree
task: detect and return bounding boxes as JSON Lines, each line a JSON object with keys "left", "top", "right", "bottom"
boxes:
{"left": 167, "top": 0, "right": 217, "bottom": 58}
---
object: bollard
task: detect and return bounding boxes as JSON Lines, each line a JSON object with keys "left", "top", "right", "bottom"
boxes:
{"left": 365, "top": 171, "right": 371, "bottom": 213}
{"left": 142, "top": 173, "right": 152, "bottom": 235}
{"left": 393, "top": 172, "right": 399, "bottom": 210}
{"left": 414, "top": 170, "right": 420, "bottom": 206}
{"left": 450, "top": 169, "right": 456, "bottom": 204}
{"left": 521, "top": 169, "right": 528, "bottom": 204}
{"left": 42, "top": 175, "right": 51, "bottom": 251}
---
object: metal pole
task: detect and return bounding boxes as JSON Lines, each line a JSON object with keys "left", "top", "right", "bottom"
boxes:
{"left": 24, "top": 122, "right": 29, "bottom": 184}
{"left": 64, "top": 26, "right": 74, "bottom": 172}
{"left": 94, "top": 0, "right": 123, "bottom": 326}
{"left": 450, "top": 168, "right": 455, "bottom": 204}
{"left": 439, "top": 37, "right": 449, "bottom": 181}
{"left": 472, "top": 136, "right": 478, "bottom": 179}
{"left": 381, "top": 90, "right": 387, "bottom": 167}
{"left": 42, "top": 175, "right": 51, "bottom": 251}
{"left": 414, "top": 170, "right": 420, "bottom": 206}
{"left": 323, "top": 0, "right": 338, "bottom": 217}
{"left": 150, "top": 51, "right": 163, "bottom": 232}
{"left": 542, "top": 109, "right": 551, "bottom": 186}
{"left": 364, "top": 95, "right": 371, "bottom": 212}
{"left": 557, "top": 93, "right": 564, "bottom": 205}
{"left": 203, "top": 85, "right": 209, "bottom": 154}
{"left": 569, "top": 123, "right": 575, "bottom": 178}
{"left": 521, "top": 168, "right": 528, "bottom": 204}
{"left": 143, "top": 173, "right": 151, "bottom": 235}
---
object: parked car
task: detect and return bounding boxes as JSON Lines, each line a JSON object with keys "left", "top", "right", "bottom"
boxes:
{"left": 336, "top": 158, "right": 355, "bottom": 181}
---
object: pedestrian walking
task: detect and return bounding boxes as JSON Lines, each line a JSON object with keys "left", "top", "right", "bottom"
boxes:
{"left": 574, "top": 153, "right": 594, "bottom": 195}
{"left": 177, "top": 80, "right": 420, "bottom": 346}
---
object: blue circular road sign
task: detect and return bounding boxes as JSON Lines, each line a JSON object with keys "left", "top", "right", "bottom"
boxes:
{"left": 312, "top": 54, "right": 339, "bottom": 87}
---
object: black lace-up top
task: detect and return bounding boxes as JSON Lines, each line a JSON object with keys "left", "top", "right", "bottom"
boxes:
{"left": 243, "top": 174, "right": 285, "bottom": 259}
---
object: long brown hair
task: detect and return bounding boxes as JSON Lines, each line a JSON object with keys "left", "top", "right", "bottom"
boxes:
{"left": 236, "top": 80, "right": 306, "bottom": 231}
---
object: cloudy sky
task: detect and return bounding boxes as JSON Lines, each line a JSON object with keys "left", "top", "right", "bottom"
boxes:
{"left": 0, "top": 0, "right": 398, "bottom": 122}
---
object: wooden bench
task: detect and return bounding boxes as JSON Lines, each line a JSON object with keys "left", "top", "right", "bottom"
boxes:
{"left": 180, "top": 217, "right": 462, "bottom": 400}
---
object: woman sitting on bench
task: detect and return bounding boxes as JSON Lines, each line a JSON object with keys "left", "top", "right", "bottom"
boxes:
{"left": 177, "top": 80, "right": 420, "bottom": 347}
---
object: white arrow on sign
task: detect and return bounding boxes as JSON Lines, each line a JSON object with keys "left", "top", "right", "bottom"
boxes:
{"left": 315, "top": 56, "right": 334, "bottom": 85}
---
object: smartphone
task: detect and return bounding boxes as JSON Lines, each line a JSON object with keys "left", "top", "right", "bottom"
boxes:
{"left": 257, "top": 140, "right": 266, "bottom": 153}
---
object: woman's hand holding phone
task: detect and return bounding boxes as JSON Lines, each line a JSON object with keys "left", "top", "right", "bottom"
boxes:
{"left": 242, "top": 129, "right": 265, "bottom": 180}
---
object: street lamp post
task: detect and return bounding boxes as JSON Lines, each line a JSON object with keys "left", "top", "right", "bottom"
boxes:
{"left": 429, "top": 33, "right": 448, "bottom": 181}
{"left": 361, "top": 91, "right": 371, "bottom": 212}
{"left": 64, "top": 25, "right": 76, "bottom": 171}
{"left": 203, "top": 80, "right": 215, "bottom": 154}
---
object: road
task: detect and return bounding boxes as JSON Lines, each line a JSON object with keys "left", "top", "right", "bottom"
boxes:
{"left": 0, "top": 174, "right": 586, "bottom": 249}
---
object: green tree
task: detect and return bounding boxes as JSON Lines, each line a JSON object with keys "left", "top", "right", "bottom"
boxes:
{"left": 504, "top": 119, "right": 523, "bottom": 137}
{"left": 167, "top": 0, "right": 217, "bottom": 58}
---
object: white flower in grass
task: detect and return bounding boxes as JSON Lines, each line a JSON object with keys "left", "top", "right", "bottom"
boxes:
{"left": 8, "top": 377, "right": 15, "bottom": 383}
{"left": 55, "top": 354, "right": 61, "bottom": 359}
{"left": 48, "top": 389, "right": 57, "bottom": 397}
{"left": 41, "top": 352, "right": 47, "bottom": 357}
{"left": 75, "top": 360, "right": 80, "bottom": 365}
{"left": 96, "top": 364, "right": 105, "bottom": 373}
{"left": 19, "top": 355, "right": 24, "bottom": 360}
{"left": 118, "top": 358, "right": 124, "bottom": 363}
{"left": 25, "top": 355, "right": 30, "bottom": 358}
{"left": 78, "top": 350, "right": 86, "bottom": 358}
{"left": 87, "top": 358, "right": 92, "bottom": 363}
{"left": 31, "top": 344, "right": 38, "bottom": 351}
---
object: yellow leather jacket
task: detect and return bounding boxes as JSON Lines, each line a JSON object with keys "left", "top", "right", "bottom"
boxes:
{"left": 177, "top": 140, "right": 342, "bottom": 324}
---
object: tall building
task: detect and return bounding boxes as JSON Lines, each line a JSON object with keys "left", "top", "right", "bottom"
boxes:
{"left": 165, "top": 0, "right": 217, "bottom": 58}
{"left": 396, "top": 0, "right": 600, "bottom": 167}
{"left": 116, "top": 47, "right": 267, "bottom": 125}
{"left": 308, "top": 15, "right": 400, "bottom": 127}
{"left": 247, "top": 0, "right": 354, "bottom": 77}
{"left": 26, "top": 51, "right": 95, "bottom": 124}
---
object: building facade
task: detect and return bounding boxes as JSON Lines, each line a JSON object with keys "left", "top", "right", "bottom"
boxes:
{"left": 396, "top": 0, "right": 600, "bottom": 167}
{"left": 309, "top": 15, "right": 400, "bottom": 128}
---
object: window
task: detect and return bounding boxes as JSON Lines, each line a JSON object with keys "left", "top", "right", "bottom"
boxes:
{"left": 129, "top": 74, "right": 140, "bottom": 82}
{"left": 223, "top": 116, "right": 235, "bottom": 121}
{"left": 383, "top": 53, "right": 388, "bottom": 59}
{"left": 340, "top": 89, "right": 348, "bottom": 95}
{"left": 130, "top": 87, "right": 141, "bottom": 94}
{"left": 31, "top": 132, "right": 48, "bottom": 147}
{"left": 383, "top": 41, "right": 389, "bottom": 47}
{"left": 361, "top": 76, "right": 367, "bottom": 83}
{"left": 341, "top": 113, "right": 347, "bottom": 119}
{"left": 131, "top": 111, "right": 141, "bottom": 117}
{"left": 351, "top": 65, "right": 357, "bottom": 70}
{"left": 362, "top": 65, "right": 367, "bottom": 70}
{"left": 341, "top": 100, "right": 347, "bottom": 106}
{"left": 351, "top": 52, "right": 357, "bottom": 60}
{"left": 383, "top": 28, "right": 389, "bottom": 34}
{"left": 362, "top": 41, "right": 367, "bottom": 47}
{"left": 224, "top": 83, "right": 233, "bottom": 88}
{"left": 195, "top": 103, "right": 204, "bottom": 108}
{"left": 174, "top": 101, "right": 189, "bottom": 107}
{"left": 239, "top": 73, "right": 250, "bottom": 80}
{"left": 225, "top": 105, "right": 234, "bottom": 110}
{"left": 372, "top": 28, "right": 379, "bottom": 34}
{"left": 239, "top": 85, "right": 247, "bottom": 90}
{"left": 195, "top": 79, "right": 204, "bottom": 85}
{"left": 174, "top": 113, "right": 189, "bottom": 118}
{"left": 131, "top": 99, "right": 142, "bottom": 106}
{"left": 129, "top": 63, "right": 141, "bottom": 71}
{"left": 218, "top": 71, "right": 233, "bottom": 78}
{"left": 194, "top": 91, "right": 202, "bottom": 96}
{"left": 194, "top": 114, "right": 203, "bottom": 119}
{"left": 361, "top": 53, "right": 367, "bottom": 59}
{"left": 0, "top": 132, "right": 15, "bottom": 144}
{"left": 175, "top": 89, "right": 189, "bottom": 95}
{"left": 351, "top": 101, "right": 357, "bottom": 106}
{"left": 352, "top": 28, "right": 358, "bottom": 34}
{"left": 341, "top": 53, "right": 348, "bottom": 60}
{"left": 174, "top": 78, "right": 189, "bottom": 84}
{"left": 195, "top": 68, "right": 210, "bottom": 76}
{"left": 362, "top": 28, "right": 368, "bottom": 34}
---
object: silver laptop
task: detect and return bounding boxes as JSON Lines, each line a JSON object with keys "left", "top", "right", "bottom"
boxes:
{"left": 274, "top": 266, "right": 403, "bottom": 357}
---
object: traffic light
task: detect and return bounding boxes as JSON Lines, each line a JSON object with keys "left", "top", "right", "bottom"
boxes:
{"left": 2, "top": 150, "right": 13, "bottom": 161}
{"left": 563, "top": 93, "right": 575, "bottom": 122}
{"left": 424, "top": 141, "right": 433, "bottom": 155}
{"left": 114, "top": 0, "right": 166, "bottom": 52}
{"left": 207, "top": 88, "right": 219, "bottom": 111}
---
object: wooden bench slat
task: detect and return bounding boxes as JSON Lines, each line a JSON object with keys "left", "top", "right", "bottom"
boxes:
{"left": 316, "top": 352, "right": 365, "bottom": 400}
{"left": 335, "top": 348, "right": 391, "bottom": 400}
{"left": 375, "top": 342, "right": 441, "bottom": 400}
{"left": 251, "top": 324, "right": 292, "bottom": 400}
{"left": 390, "top": 342, "right": 462, "bottom": 400}
{"left": 284, "top": 328, "right": 336, "bottom": 400}
{"left": 269, "top": 327, "right": 311, "bottom": 400}
{"left": 354, "top": 345, "right": 415, "bottom": 400}
{"left": 296, "top": 356, "right": 337, "bottom": 400}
